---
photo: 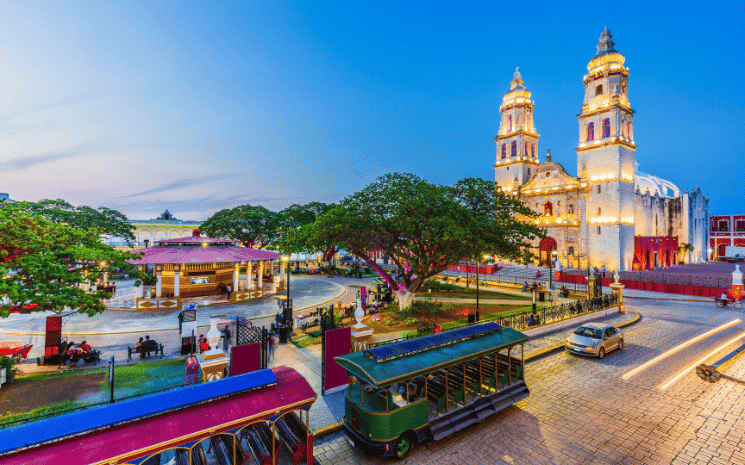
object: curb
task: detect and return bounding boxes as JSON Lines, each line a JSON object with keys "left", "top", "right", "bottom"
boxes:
{"left": 314, "top": 422, "right": 344, "bottom": 439}
{"left": 624, "top": 295, "right": 712, "bottom": 303}
{"left": 523, "top": 311, "right": 641, "bottom": 363}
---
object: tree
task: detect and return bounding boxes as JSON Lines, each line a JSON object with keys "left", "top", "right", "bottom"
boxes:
{"left": 679, "top": 242, "right": 694, "bottom": 264}
{"left": 274, "top": 202, "right": 339, "bottom": 263}
{"left": 10, "top": 199, "right": 136, "bottom": 242}
{"left": 200, "top": 205, "right": 279, "bottom": 248}
{"left": 305, "top": 173, "right": 543, "bottom": 309}
{"left": 0, "top": 208, "right": 148, "bottom": 317}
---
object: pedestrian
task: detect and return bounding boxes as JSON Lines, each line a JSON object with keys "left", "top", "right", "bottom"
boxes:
{"left": 221, "top": 325, "right": 232, "bottom": 352}
{"left": 226, "top": 284, "right": 232, "bottom": 300}
{"left": 136, "top": 337, "right": 145, "bottom": 359}
{"left": 198, "top": 335, "right": 210, "bottom": 353}
{"left": 522, "top": 281, "right": 529, "bottom": 292}
{"left": 267, "top": 334, "right": 275, "bottom": 362}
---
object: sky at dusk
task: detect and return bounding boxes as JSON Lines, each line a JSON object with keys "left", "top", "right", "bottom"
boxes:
{"left": 0, "top": 1, "right": 742, "bottom": 220}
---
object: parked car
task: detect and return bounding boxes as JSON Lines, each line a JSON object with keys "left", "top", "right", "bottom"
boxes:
{"left": 565, "top": 322, "right": 624, "bottom": 359}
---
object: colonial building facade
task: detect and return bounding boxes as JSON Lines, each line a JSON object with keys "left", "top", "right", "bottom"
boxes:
{"left": 495, "top": 28, "right": 709, "bottom": 271}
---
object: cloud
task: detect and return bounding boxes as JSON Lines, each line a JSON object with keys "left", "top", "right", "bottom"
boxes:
{"left": 120, "top": 173, "right": 248, "bottom": 198}
{"left": 0, "top": 149, "right": 84, "bottom": 171}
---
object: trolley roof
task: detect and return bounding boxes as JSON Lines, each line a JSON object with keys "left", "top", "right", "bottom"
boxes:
{"left": 335, "top": 323, "right": 528, "bottom": 388}
{"left": 0, "top": 367, "right": 316, "bottom": 464}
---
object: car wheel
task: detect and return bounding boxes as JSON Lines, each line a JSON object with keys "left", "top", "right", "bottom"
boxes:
{"left": 598, "top": 347, "right": 605, "bottom": 359}
{"left": 394, "top": 433, "right": 414, "bottom": 460}
{"left": 617, "top": 339, "right": 624, "bottom": 350}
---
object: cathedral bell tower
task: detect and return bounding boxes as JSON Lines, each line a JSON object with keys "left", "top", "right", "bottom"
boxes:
{"left": 494, "top": 68, "right": 540, "bottom": 191}
{"left": 577, "top": 28, "right": 636, "bottom": 271}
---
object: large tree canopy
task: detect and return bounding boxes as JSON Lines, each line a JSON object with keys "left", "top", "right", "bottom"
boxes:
{"left": 0, "top": 208, "right": 148, "bottom": 317}
{"left": 274, "top": 202, "right": 338, "bottom": 261}
{"left": 9, "top": 199, "right": 136, "bottom": 242}
{"left": 306, "top": 173, "right": 543, "bottom": 308}
{"left": 200, "top": 205, "right": 279, "bottom": 248}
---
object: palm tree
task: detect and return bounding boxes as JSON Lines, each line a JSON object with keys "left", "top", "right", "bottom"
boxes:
{"left": 679, "top": 243, "right": 694, "bottom": 264}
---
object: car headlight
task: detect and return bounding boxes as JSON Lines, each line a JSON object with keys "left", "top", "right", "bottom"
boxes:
{"left": 586, "top": 346, "right": 596, "bottom": 352}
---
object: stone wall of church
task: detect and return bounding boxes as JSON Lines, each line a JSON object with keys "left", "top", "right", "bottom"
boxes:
{"left": 687, "top": 189, "right": 710, "bottom": 263}
{"left": 634, "top": 192, "right": 667, "bottom": 237}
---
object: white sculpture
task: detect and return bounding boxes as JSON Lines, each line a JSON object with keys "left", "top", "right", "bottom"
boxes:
{"left": 614, "top": 270, "right": 620, "bottom": 283}
{"left": 205, "top": 317, "right": 223, "bottom": 355}
{"left": 354, "top": 302, "right": 365, "bottom": 328}
{"left": 733, "top": 265, "right": 742, "bottom": 286}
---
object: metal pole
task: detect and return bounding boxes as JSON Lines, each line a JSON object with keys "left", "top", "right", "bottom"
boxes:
{"left": 476, "top": 258, "right": 480, "bottom": 322}
{"left": 109, "top": 355, "right": 115, "bottom": 403}
{"left": 466, "top": 260, "right": 469, "bottom": 288}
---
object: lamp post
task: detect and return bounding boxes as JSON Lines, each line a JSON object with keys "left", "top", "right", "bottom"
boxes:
{"left": 476, "top": 254, "right": 490, "bottom": 322}
{"left": 465, "top": 259, "right": 469, "bottom": 288}
{"left": 549, "top": 249, "right": 557, "bottom": 291}
{"left": 282, "top": 255, "right": 290, "bottom": 326}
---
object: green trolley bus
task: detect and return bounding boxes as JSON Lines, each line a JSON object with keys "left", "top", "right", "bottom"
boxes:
{"left": 334, "top": 321, "right": 529, "bottom": 459}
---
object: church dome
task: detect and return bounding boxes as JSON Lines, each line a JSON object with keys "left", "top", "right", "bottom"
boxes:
{"left": 635, "top": 171, "right": 680, "bottom": 198}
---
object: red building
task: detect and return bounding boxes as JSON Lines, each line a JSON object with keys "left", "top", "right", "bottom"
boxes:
{"left": 710, "top": 215, "right": 745, "bottom": 259}
{"left": 632, "top": 236, "right": 679, "bottom": 270}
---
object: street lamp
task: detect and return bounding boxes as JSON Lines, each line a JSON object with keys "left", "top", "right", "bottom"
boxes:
{"left": 548, "top": 249, "right": 558, "bottom": 292}
{"left": 476, "top": 254, "right": 490, "bottom": 322}
{"left": 282, "top": 255, "right": 290, "bottom": 326}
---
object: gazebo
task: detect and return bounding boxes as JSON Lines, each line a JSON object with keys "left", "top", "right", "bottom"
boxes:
{"left": 127, "top": 230, "right": 282, "bottom": 310}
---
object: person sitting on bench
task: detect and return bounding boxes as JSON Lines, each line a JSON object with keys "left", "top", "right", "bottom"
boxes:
{"left": 141, "top": 335, "right": 159, "bottom": 357}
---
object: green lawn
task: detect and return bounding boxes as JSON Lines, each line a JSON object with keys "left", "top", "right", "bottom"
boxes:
{"left": 0, "top": 401, "right": 83, "bottom": 427}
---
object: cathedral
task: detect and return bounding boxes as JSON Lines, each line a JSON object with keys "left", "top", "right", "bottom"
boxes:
{"left": 494, "top": 28, "right": 709, "bottom": 272}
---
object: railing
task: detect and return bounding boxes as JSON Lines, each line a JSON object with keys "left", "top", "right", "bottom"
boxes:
{"left": 440, "top": 270, "right": 589, "bottom": 293}
{"left": 368, "top": 293, "right": 618, "bottom": 349}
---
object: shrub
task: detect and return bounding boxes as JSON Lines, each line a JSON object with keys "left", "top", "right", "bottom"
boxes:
{"left": 385, "top": 319, "right": 394, "bottom": 327}
{"left": 0, "top": 356, "right": 18, "bottom": 382}
{"left": 411, "top": 300, "right": 448, "bottom": 315}
{"left": 403, "top": 317, "right": 419, "bottom": 326}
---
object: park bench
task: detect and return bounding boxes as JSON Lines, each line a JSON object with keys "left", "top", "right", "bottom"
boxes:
{"left": 426, "top": 377, "right": 447, "bottom": 415}
{"left": 275, "top": 412, "right": 310, "bottom": 465}
{"left": 242, "top": 421, "right": 282, "bottom": 465}
{"left": 127, "top": 343, "right": 164, "bottom": 362}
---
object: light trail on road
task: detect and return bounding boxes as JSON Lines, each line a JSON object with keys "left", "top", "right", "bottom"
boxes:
{"left": 658, "top": 329, "right": 745, "bottom": 390}
{"left": 621, "top": 319, "right": 741, "bottom": 380}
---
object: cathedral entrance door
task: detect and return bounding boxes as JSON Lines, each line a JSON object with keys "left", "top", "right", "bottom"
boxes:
{"left": 539, "top": 237, "right": 558, "bottom": 266}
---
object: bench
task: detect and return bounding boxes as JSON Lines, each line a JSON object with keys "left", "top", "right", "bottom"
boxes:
{"left": 127, "top": 343, "right": 164, "bottom": 362}
{"left": 242, "top": 421, "right": 282, "bottom": 465}
{"left": 275, "top": 412, "right": 309, "bottom": 465}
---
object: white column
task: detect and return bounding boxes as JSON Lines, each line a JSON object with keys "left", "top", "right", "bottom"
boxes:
{"left": 258, "top": 261, "right": 263, "bottom": 288}
{"left": 280, "top": 261, "right": 286, "bottom": 286}
{"left": 156, "top": 265, "right": 162, "bottom": 298}
{"left": 174, "top": 264, "right": 180, "bottom": 297}
{"left": 247, "top": 262, "right": 254, "bottom": 289}
{"left": 233, "top": 263, "right": 239, "bottom": 293}
{"left": 136, "top": 265, "right": 144, "bottom": 298}
{"left": 103, "top": 271, "right": 109, "bottom": 283}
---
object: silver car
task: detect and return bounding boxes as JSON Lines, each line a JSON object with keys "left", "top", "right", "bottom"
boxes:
{"left": 565, "top": 322, "right": 624, "bottom": 359}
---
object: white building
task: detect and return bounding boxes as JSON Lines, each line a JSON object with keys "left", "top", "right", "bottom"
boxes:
{"left": 494, "top": 28, "right": 709, "bottom": 271}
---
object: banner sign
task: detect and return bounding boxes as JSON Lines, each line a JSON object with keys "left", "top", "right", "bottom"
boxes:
{"left": 323, "top": 327, "right": 351, "bottom": 393}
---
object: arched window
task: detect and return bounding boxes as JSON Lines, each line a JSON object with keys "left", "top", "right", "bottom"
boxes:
{"left": 544, "top": 201, "right": 553, "bottom": 216}
{"left": 531, "top": 144, "right": 535, "bottom": 158}
{"left": 597, "top": 207, "right": 602, "bottom": 215}
{"left": 621, "top": 119, "right": 626, "bottom": 137}
{"left": 587, "top": 122, "right": 595, "bottom": 141}
{"left": 568, "top": 204, "right": 574, "bottom": 214}
{"left": 509, "top": 115, "right": 513, "bottom": 131}
{"left": 595, "top": 84, "right": 603, "bottom": 96}
{"left": 501, "top": 143, "right": 506, "bottom": 159}
{"left": 511, "top": 141, "right": 517, "bottom": 157}
{"left": 524, "top": 142, "right": 529, "bottom": 157}
{"left": 602, "top": 118, "right": 611, "bottom": 138}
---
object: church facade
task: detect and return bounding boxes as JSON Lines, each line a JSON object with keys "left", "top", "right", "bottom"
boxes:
{"left": 494, "top": 28, "right": 709, "bottom": 271}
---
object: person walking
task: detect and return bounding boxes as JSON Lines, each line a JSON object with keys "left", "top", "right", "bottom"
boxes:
{"left": 226, "top": 284, "right": 232, "bottom": 300}
{"left": 221, "top": 325, "right": 232, "bottom": 352}
{"left": 267, "top": 334, "right": 275, "bottom": 363}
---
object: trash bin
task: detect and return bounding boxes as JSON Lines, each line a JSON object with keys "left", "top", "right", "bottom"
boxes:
{"left": 468, "top": 314, "right": 476, "bottom": 324}
{"left": 279, "top": 325, "right": 289, "bottom": 343}
{"left": 538, "top": 291, "right": 545, "bottom": 302}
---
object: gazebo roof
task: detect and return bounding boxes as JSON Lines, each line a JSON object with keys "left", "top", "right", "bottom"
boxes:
{"left": 127, "top": 244, "right": 280, "bottom": 265}
{"left": 155, "top": 236, "right": 233, "bottom": 245}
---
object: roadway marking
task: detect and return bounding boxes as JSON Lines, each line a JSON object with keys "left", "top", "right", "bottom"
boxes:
{"left": 659, "top": 329, "right": 745, "bottom": 390}
{"left": 622, "top": 319, "right": 741, "bottom": 380}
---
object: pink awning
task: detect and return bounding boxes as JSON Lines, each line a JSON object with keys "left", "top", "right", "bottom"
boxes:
{"left": 127, "top": 245, "right": 280, "bottom": 265}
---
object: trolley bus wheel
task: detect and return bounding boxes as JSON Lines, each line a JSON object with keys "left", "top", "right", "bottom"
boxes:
{"left": 394, "top": 433, "right": 414, "bottom": 460}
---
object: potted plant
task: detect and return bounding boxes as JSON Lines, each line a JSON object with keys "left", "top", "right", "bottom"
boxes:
{"left": 0, "top": 356, "right": 18, "bottom": 383}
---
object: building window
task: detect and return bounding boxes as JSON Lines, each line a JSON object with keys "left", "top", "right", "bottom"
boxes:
{"left": 568, "top": 204, "right": 574, "bottom": 214}
{"left": 501, "top": 143, "right": 506, "bottom": 159}
{"left": 527, "top": 168, "right": 531, "bottom": 175}
{"left": 738, "top": 221, "right": 745, "bottom": 232}
{"left": 595, "top": 84, "right": 603, "bottom": 96}
{"left": 597, "top": 185, "right": 601, "bottom": 194}
{"left": 568, "top": 246, "right": 575, "bottom": 255}
{"left": 531, "top": 144, "right": 535, "bottom": 158}
{"left": 511, "top": 141, "right": 517, "bottom": 157}
{"left": 719, "top": 221, "right": 729, "bottom": 231}
{"left": 524, "top": 142, "right": 528, "bottom": 157}
{"left": 602, "top": 118, "right": 611, "bottom": 138}
{"left": 509, "top": 115, "right": 513, "bottom": 132}
{"left": 506, "top": 166, "right": 509, "bottom": 171}
{"left": 587, "top": 122, "right": 595, "bottom": 141}
{"left": 597, "top": 207, "right": 602, "bottom": 215}
{"left": 597, "top": 226, "right": 601, "bottom": 235}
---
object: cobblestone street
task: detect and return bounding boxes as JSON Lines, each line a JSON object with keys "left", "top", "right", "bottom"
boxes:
{"left": 314, "top": 298, "right": 745, "bottom": 464}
